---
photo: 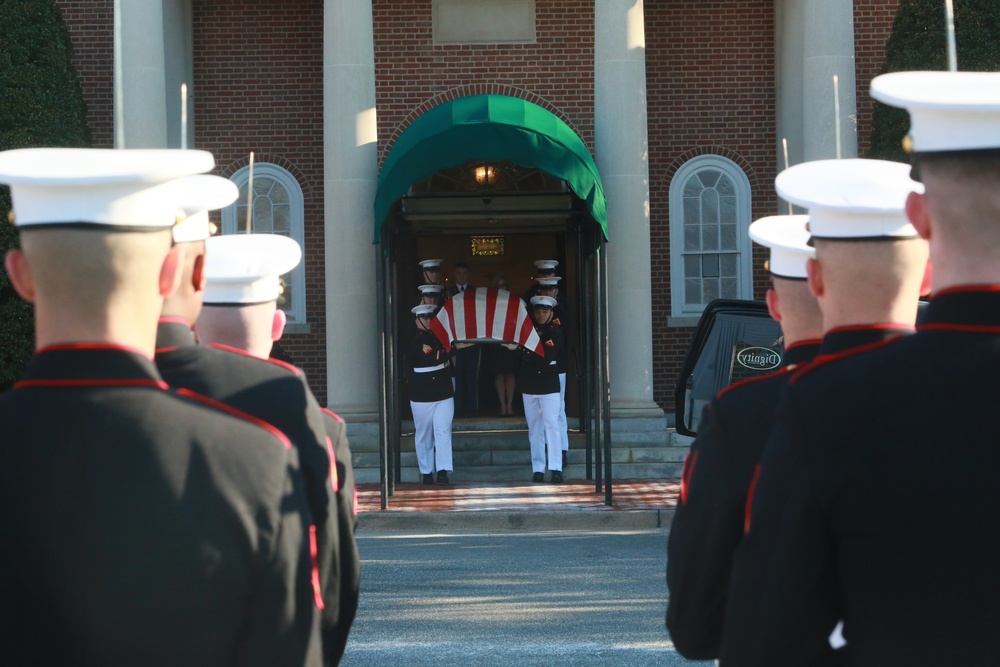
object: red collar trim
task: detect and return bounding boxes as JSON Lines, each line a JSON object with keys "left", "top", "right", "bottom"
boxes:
{"left": 825, "top": 323, "right": 914, "bottom": 334}
{"left": 918, "top": 322, "right": 1000, "bottom": 334}
{"left": 157, "top": 316, "right": 192, "bottom": 327}
{"left": 932, "top": 284, "right": 1000, "bottom": 297}
{"left": 786, "top": 338, "right": 822, "bottom": 351}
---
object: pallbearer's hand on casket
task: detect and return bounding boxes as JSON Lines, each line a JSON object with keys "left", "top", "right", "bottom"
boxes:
{"left": 453, "top": 342, "right": 473, "bottom": 349}
{"left": 501, "top": 343, "right": 519, "bottom": 351}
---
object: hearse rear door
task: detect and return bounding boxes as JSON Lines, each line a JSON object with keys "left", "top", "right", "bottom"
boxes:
{"left": 674, "top": 299, "right": 783, "bottom": 437}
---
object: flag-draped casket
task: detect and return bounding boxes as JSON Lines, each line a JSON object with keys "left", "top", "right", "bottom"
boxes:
{"left": 431, "top": 288, "right": 543, "bottom": 356}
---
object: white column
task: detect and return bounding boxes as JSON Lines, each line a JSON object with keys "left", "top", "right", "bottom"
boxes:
{"left": 114, "top": 0, "right": 168, "bottom": 148}
{"left": 324, "top": 0, "right": 380, "bottom": 421}
{"left": 594, "top": 0, "right": 663, "bottom": 418}
{"left": 162, "top": 0, "right": 194, "bottom": 149}
{"left": 776, "top": 0, "right": 857, "bottom": 173}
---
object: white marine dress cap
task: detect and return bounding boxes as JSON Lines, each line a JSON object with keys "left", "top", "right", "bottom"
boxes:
{"left": 537, "top": 276, "right": 562, "bottom": 286}
{"left": 0, "top": 148, "right": 215, "bottom": 229}
{"left": 412, "top": 304, "right": 437, "bottom": 316}
{"left": 530, "top": 295, "right": 557, "bottom": 308}
{"left": 748, "top": 215, "right": 814, "bottom": 280}
{"left": 418, "top": 284, "right": 444, "bottom": 294}
{"left": 203, "top": 233, "right": 302, "bottom": 304}
{"left": 870, "top": 71, "right": 1000, "bottom": 153}
{"left": 775, "top": 159, "right": 921, "bottom": 239}
{"left": 171, "top": 175, "right": 240, "bottom": 243}
{"left": 418, "top": 259, "right": 443, "bottom": 269}
{"left": 534, "top": 259, "right": 559, "bottom": 270}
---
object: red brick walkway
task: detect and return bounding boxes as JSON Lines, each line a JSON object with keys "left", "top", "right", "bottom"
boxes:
{"left": 356, "top": 479, "right": 681, "bottom": 513}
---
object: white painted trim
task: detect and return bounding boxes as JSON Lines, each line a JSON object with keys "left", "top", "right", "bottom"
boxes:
{"left": 668, "top": 155, "right": 753, "bottom": 318}
{"left": 222, "top": 163, "right": 307, "bottom": 325}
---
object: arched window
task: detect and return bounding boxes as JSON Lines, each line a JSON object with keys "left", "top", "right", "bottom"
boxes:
{"left": 669, "top": 155, "right": 753, "bottom": 319}
{"left": 222, "top": 163, "right": 307, "bottom": 327}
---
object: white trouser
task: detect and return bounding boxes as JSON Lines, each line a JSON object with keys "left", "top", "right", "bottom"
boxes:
{"left": 558, "top": 372, "right": 569, "bottom": 451}
{"left": 410, "top": 398, "right": 454, "bottom": 474}
{"left": 522, "top": 392, "right": 562, "bottom": 473}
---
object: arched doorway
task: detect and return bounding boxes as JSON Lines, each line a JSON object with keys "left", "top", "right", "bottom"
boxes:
{"left": 373, "top": 94, "right": 612, "bottom": 505}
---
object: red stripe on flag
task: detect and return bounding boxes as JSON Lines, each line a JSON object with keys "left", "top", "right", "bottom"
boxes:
{"left": 503, "top": 291, "right": 520, "bottom": 341}
{"left": 461, "top": 291, "right": 478, "bottom": 339}
{"left": 431, "top": 308, "right": 454, "bottom": 352}
{"left": 518, "top": 315, "right": 537, "bottom": 351}
{"left": 484, "top": 288, "right": 498, "bottom": 335}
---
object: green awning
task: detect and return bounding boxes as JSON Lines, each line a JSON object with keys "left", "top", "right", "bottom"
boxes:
{"left": 373, "top": 94, "right": 608, "bottom": 243}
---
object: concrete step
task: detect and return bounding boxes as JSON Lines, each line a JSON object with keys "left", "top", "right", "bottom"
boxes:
{"left": 354, "top": 461, "right": 686, "bottom": 484}
{"left": 345, "top": 415, "right": 692, "bottom": 483}
{"left": 353, "top": 443, "right": 688, "bottom": 469}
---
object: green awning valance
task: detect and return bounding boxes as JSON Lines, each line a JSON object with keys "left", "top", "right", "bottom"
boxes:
{"left": 373, "top": 94, "right": 608, "bottom": 243}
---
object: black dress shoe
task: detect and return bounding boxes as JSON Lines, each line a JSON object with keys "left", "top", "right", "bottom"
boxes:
{"left": 436, "top": 470, "right": 450, "bottom": 484}
{"left": 422, "top": 473, "right": 435, "bottom": 484}
{"left": 532, "top": 472, "right": 545, "bottom": 483}
{"left": 550, "top": 471, "right": 564, "bottom": 484}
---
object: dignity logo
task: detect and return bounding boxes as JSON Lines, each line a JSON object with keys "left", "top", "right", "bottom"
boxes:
{"left": 736, "top": 347, "right": 781, "bottom": 371}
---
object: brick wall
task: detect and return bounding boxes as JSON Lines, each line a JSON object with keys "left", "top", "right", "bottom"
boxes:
{"left": 57, "top": 0, "right": 330, "bottom": 403}
{"left": 646, "top": 1, "right": 778, "bottom": 410}
{"left": 54, "top": 0, "right": 899, "bottom": 415}
{"left": 854, "top": 0, "right": 901, "bottom": 156}
{"left": 192, "top": 1, "right": 328, "bottom": 404}
{"left": 374, "top": 0, "right": 595, "bottom": 157}
{"left": 57, "top": 0, "right": 114, "bottom": 148}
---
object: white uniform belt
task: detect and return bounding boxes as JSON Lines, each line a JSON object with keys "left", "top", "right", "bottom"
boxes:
{"left": 414, "top": 363, "right": 446, "bottom": 373}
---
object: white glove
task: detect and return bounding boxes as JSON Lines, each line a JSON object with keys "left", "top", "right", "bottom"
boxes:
{"left": 501, "top": 343, "right": 519, "bottom": 351}
{"left": 453, "top": 342, "right": 473, "bottom": 349}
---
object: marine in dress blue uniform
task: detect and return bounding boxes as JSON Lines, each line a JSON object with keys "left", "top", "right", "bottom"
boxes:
{"left": 407, "top": 304, "right": 455, "bottom": 484}
{"left": 0, "top": 148, "right": 321, "bottom": 666}
{"left": 536, "top": 276, "right": 571, "bottom": 464}
{"left": 521, "top": 258, "right": 560, "bottom": 304}
{"left": 418, "top": 283, "right": 446, "bottom": 310}
{"left": 510, "top": 295, "right": 565, "bottom": 483}
{"left": 155, "top": 223, "right": 356, "bottom": 664}
{"left": 721, "top": 147, "right": 944, "bottom": 665}
{"left": 666, "top": 214, "right": 823, "bottom": 660}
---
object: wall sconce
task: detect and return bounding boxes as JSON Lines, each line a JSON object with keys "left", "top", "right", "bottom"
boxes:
{"left": 474, "top": 164, "right": 496, "bottom": 185}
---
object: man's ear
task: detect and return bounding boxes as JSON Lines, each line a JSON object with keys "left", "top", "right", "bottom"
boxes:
{"left": 806, "top": 257, "right": 824, "bottom": 299}
{"left": 159, "top": 244, "right": 184, "bottom": 298}
{"left": 906, "top": 191, "right": 932, "bottom": 241}
{"left": 765, "top": 287, "right": 782, "bottom": 322}
{"left": 4, "top": 249, "right": 36, "bottom": 303}
{"left": 191, "top": 252, "right": 207, "bottom": 293}
{"left": 271, "top": 307, "right": 286, "bottom": 342}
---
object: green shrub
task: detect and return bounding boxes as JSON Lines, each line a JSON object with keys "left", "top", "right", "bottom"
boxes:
{"left": 869, "top": 0, "right": 1000, "bottom": 162}
{"left": 0, "top": 0, "right": 91, "bottom": 390}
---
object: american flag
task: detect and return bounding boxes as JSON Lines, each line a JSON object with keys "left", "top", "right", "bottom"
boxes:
{"left": 430, "top": 288, "right": 543, "bottom": 356}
